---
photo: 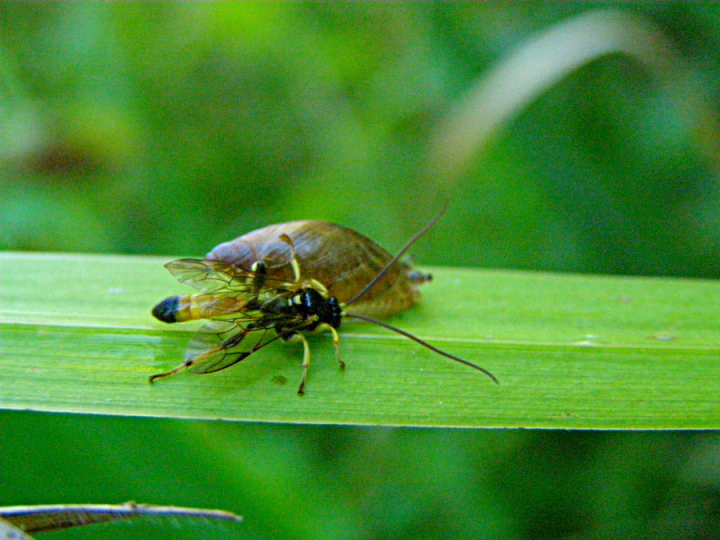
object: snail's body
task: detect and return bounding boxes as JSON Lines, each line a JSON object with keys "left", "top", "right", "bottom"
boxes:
{"left": 206, "top": 220, "right": 430, "bottom": 320}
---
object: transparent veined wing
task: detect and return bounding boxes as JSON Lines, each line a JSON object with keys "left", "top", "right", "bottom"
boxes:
{"left": 164, "top": 259, "right": 256, "bottom": 293}
{"left": 186, "top": 294, "right": 258, "bottom": 320}
{"left": 164, "top": 258, "right": 294, "bottom": 295}
{"left": 185, "top": 320, "right": 283, "bottom": 374}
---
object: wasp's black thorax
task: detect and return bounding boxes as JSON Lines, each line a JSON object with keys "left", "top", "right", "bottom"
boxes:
{"left": 262, "top": 287, "right": 342, "bottom": 331}
{"left": 294, "top": 288, "right": 342, "bottom": 330}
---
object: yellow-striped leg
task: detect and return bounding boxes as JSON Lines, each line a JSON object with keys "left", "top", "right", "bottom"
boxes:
{"left": 319, "top": 323, "right": 344, "bottom": 369}
{"left": 289, "top": 332, "right": 311, "bottom": 394}
{"left": 279, "top": 233, "right": 302, "bottom": 284}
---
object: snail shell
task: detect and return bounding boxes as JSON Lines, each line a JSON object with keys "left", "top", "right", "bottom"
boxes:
{"left": 206, "top": 220, "right": 430, "bottom": 319}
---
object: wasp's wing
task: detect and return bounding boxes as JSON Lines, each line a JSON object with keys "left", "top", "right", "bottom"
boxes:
{"left": 165, "top": 258, "right": 293, "bottom": 294}
{"left": 185, "top": 319, "right": 282, "bottom": 374}
{"left": 164, "top": 259, "right": 256, "bottom": 293}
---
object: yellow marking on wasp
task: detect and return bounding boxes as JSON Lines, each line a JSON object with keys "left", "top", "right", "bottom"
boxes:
{"left": 170, "top": 294, "right": 249, "bottom": 322}
{"left": 169, "top": 296, "right": 201, "bottom": 322}
{"left": 306, "top": 278, "right": 327, "bottom": 295}
{"left": 189, "top": 302, "right": 203, "bottom": 320}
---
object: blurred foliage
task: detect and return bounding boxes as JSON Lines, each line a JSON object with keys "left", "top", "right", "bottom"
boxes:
{"left": 2, "top": 3, "right": 720, "bottom": 539}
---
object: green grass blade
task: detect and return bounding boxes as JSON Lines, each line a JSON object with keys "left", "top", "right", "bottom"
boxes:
{"left": 0, "top": 503, "right": 241, "bottom": 533}
{"left": 1, "top": 252, "right": 718, "bottom": 429}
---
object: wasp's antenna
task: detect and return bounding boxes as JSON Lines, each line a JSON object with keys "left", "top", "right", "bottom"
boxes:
{"left": 345, "top": 313, "right": 499, "bottom": 384}
{"left": 346, "top": 200, "right": 449, "bottom": 307}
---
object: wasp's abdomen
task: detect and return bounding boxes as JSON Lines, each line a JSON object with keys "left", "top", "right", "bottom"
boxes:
{"left": 152, "top": 294, "right": 249, "bottom": 323}
{"left": 152, "top": 296, "right": 181, "bottom": 323}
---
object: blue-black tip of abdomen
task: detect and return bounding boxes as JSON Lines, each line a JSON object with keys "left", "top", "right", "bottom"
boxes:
{"left": 152, "top": 296, "right": 180, "bottom": 323}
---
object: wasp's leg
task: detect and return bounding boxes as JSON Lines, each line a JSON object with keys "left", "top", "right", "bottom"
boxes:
{"left": 279, "top": 233, "right": 302, "bottom": 284}
{"left": 316, "top": 323, "right": 344, "bottom": 369}
{"left": 150, "top": 348, "right": 222, "bottom": 382}
{"left": 277, "top": 233, "right": 331, "bottom": 295}
{"left": 149, "top": 360, "right": 192, "bottom": 383}
{"left": 282, "top": 331, "right": 312, "bottom": 394}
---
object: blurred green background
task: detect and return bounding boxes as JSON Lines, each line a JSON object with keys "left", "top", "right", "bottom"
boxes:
{"left": 2, "top": 3, "right": 720, "bottom": 538}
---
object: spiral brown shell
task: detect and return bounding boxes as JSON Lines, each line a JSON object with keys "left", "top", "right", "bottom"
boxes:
{"left": 206, "top": 220, "right": 430, "bottom": 319}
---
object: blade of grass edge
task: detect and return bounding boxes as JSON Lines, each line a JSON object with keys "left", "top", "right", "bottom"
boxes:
{"left": 1, "top": 252, "right": 718, "bottom": 429}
